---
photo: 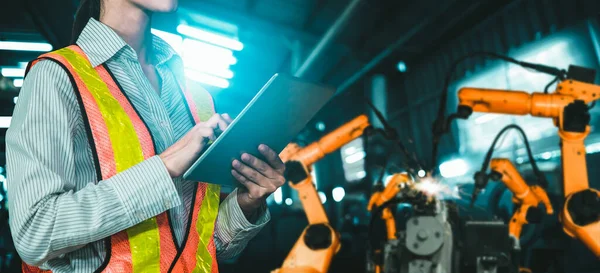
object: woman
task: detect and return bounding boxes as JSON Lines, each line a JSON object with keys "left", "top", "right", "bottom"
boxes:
{"left": 7, "top": 0, "right": 285, "bottom": 272}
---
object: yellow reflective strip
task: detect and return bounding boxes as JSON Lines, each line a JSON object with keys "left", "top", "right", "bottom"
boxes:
{"left": 187, "top": 80, "right": 215, "bottom": 122}
{"left": 56, "top": 48, "right": 160, "bottom": 273}
{"left": 193, "top": 184, "right": 221, "bottom": 273}
{"left": 57, "top": 48, "right": 144, "bottom": 172}
{"left": 127, "top": 219, "right": 161, "bottom": 273}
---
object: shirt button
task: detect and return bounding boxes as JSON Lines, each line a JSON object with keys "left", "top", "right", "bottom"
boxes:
{"left": 161, "top": 121, "right": 170, "bottom": 128}
{"left": 165, "top": 200, "right": 173, "bottom": 208}
{"left": 136, "top": 211, "right": 145, "bottom": 220}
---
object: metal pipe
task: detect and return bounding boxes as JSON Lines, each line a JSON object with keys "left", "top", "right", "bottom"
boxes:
{"left": 294, "top": 0, "right": 363, "bottom": 78}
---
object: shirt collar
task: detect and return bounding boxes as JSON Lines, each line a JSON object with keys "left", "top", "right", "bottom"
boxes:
{"left": 76, "top": 18, "right": 179, "bottom": 67}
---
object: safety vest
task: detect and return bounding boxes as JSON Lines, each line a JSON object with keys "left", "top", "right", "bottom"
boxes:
{"left": 22, "top": 45, "right": 221, "bottom": 273}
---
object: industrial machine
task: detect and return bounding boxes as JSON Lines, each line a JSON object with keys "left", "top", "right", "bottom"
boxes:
{"left": 366, "top": 173, "right": 455, "bottom": 273}
{"left": 273, "top": 115, "right": 370, "bottom": 273}
{"left": 428, "top": 50, "right": 600, "bottom": 260}
{"left": 456, "top": 65, "right": 600, "bottom": 258}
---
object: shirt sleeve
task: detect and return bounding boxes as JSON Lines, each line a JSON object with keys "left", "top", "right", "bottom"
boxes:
{"left": 213, "top": 188, "right": 270, "bottom": 260}
{"left": 6, "top": 60, "right": 182, "bottom": 266}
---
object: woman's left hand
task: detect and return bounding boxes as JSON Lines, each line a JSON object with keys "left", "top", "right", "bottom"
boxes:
{"left": 232, "top": 144, "right": 286, "bottom": 216}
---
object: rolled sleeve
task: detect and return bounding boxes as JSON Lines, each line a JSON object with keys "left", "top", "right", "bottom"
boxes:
{"left": 214, "top": 188, "right": 270, "bottom": 260}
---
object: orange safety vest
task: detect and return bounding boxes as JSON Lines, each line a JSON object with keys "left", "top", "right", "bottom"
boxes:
{"left": 22, "top": 45, "right": 221, "bottom": 273}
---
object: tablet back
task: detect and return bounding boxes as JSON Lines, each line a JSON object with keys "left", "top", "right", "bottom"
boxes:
{"left": 183, "top": 74, "right": 336, "bottom": 188}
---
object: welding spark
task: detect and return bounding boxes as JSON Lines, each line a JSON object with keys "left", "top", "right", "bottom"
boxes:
{"left": 413, "top": 177, "right": 453, "bottom": 199}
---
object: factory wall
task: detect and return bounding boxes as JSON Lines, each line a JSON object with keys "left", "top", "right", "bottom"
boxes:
{"left": 388, "top": 0, "right": 600, "bottom": 167}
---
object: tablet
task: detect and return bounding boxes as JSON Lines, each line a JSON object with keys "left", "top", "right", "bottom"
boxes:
{"left": 183, "top": 73, "right": 336, "bottom": 187}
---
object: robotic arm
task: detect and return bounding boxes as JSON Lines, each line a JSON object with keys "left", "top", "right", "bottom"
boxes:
{"left": 488, "top": 158, "right": 553, "bottom": 242}
{"left": 457, "top": 66, "right": 600, "bottom": 257}
{"left": 273, "top": 115, "right": 370, "bottom": 273}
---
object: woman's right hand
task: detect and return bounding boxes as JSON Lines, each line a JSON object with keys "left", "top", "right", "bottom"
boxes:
{"left": 160, "top": 113, "right": 233, "bottom": 178}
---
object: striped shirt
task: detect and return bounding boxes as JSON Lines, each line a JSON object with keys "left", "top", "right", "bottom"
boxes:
{"left": 6, "top": 18, "right": 269, "bottom": 272}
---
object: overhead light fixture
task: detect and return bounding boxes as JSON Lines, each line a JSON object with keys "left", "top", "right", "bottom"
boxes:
{"left": 355, "top": 170, "right": 366, "bottom": 179}
{"left": 1, "top": 68, "right": 26, "bottom": 78}
{"left": 344, "top": 150, "right": 366, "bottom": 164}
{"left": 315, "top": 121, "right": 326, "bottom": 132}
{"left": 0, "top": 117, "right": 12, "bottom": 128}
{"left": 273, "top": 187, "right": 282, "bottom": 205}
{"left": 0, "top": 41, "right": 52, "bottom": 52}
{"left": 182, "top": 39, "right": 237, "bottom": 66}
{"left": 318, "top": 191, "right": 327, "bottom": 204}
{"left": 13, "top": 78, "right": 24, "bottom": 88}
{"left": 417, "top": 169, "right": 426, "bottom": 178}
{"left": 439, "top": 158, "right": 468, "bottom": 178}
{"left": 332, "top": 187, "right": 345, "bottom": 202}
{"left": 177, "top": 24, "right": 243, "bottom": 51}
{"left": 344, "top": 146, "right": 357, "bottom": 155}
{"left": 13, "top": 97, "right": 18, "bottom": 104}
{"left": 397, "top": 61, "right": 407, "bottom": 72}
{"left": 285, "top": 198, "right": 293, "bottom": 206}
{"left": 185, "top": 69, "right": 230, "bottom": 89}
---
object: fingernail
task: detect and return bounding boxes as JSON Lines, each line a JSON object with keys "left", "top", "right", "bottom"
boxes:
{"left": 242, "top": 153, "right": 250, "bottom": 161}
{"left": 259, "top": 144, "right": 266, "bottom": 151}
{"left": 232, "top": 160, "right": 240, "bottom": 167}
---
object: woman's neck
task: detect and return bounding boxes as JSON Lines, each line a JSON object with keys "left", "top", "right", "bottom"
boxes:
{"left": 100, "top": 1, "right": 153, "bottom": 64}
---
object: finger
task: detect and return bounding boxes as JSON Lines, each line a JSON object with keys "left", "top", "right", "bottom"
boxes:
{"left": 195, "top": 127, "right": 216, "bottom": 141}
{"left": 221, "top": 113, "right": 233, "bottom": 124}
{"left": 204, "top": 114, "right": 224, "bottom": 130}
{"left": 232, "top": 159, "right": 269, "bottom": 187}
{"left": 232, "top": 169, "right": 251, "bottom": 185}
{"left": 216, "top": 118, "right": 228, "bottom": 132}
{"left": 234, "top": 173, "right": 265, "bottom": 199}
{"left": 258, "top": 144, "right": 285, "bottom": 173}
{"left": 241, "top": 153, "right": 276, "bottom": 178}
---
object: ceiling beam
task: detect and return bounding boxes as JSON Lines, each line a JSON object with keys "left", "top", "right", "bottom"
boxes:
{"left": 180, "top": 0, "right": 353, "bottom": 52}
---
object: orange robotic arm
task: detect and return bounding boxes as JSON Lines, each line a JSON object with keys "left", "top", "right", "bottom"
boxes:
{"left": 489, "top": 158, "right": 553, "bottom": 240}
{"left": 457, "top": 78, "right": 600, "bottom": 257}
{"left": 367, "top": 173, "right": 411, "bottom": 240}
{"left": 273, "top": 115, "right": 371, "bottom": 273}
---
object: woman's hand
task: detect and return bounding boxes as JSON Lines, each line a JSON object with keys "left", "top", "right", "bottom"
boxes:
{"left": 160, "top": 114, "right": 233, "bottom": 178}
{"left": 232, "top": 144, "right": 286, "bottom": 214}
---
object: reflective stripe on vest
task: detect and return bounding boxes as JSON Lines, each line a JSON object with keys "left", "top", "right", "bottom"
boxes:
{"left": 22, "top": 45, "right": 220, "bottom": 273}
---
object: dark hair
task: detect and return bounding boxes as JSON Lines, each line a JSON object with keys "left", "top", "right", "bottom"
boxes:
{"left": 71, "top": 0, "right": 102, "bottom": 44}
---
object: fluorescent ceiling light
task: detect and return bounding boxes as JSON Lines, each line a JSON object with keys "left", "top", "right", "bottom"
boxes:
{"left": 184, "top": 65, "right": 234, "bottom": 79}
{"left": 183, "top": 38, "right": 234, "bottom": 58}
{"left": 151, "top": 28, "right": 183, "bottom": 54}
{"left": 182, "top": 39, "right": 237, "bottom": 66}
{"left": 355, "top": 170, "right": 366, "bottom": 179}
{"left": 1, "top": 68, "right": 26, "bottom": 78}
{"left": 0, "top": 41, "right": 52, "bottom": 52}
{"left": 417, "top": 169, "right": 426, "bottom": 177}
{"left": 0, "top": 117, "right": 12, "bottom": 128}
{"left": 185, "top": 69, "right": 229, "bottom": 89}
{"left": 332, "top": 187, "right": 345, "bottom": 202}
{"left": 18, "top": 62, "right": 29, "bottom": 68}
{"left": 344, "top": 146, "right": 357, "bottom": 155}
{"left": 439, "top": 158, "right": 468, "bottom": 178}
{"left": 177, "top": 24, "right": 243, "bottom": 51}
{"left": 344, "top": 151, "right": 366, "bottom": 164}
{"left": 13, "top": 78, "right": 24, "bottom": 87}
